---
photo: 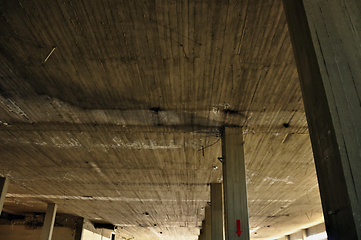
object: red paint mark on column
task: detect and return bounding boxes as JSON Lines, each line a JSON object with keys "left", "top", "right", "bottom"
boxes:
{"left": 236, "top": 219, "right": 242, "bottom": 237}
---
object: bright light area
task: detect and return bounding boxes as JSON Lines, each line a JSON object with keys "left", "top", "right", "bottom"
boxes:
{"left": 305, "top": 232, "right": 328, "bottom": 240}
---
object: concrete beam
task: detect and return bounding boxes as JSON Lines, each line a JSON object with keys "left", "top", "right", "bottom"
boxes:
{"left": 211, "top": 183, "right": 223, "bottom": 240}
{"left": 0, "top": 177, "right": 9, "bottom": 214}
{"left": 40, "top": 203, "right": 57, "bottom": 240}
{"left": 222, "top": 127, "right": 249, "bottom": 240}
{"left": 283, "top": 0, "right": 361, "bottom": 239}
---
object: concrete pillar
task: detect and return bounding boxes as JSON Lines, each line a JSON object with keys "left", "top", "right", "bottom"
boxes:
{"left": 205, "top": 206, "right": 212, "bottom": 240}
{"left": 283, "top": 1, "right": 361, "bottom": 239}
{"left": 0, "top": 177, "right": 9, "bottom": 214}
{"left": 74, "top": 217, "right": 84, "bottom": 240}
{"left": 302, "top": 229, "right": 307, "bottom": 240}
{"left": 40, "top": 203, "right": 57, "bottom": 240}
{"left": 211, "top": 183, "right": 223, "bottom": 240}
{"left": 222, "top": 127, "right": 249, "bottom": 240}
{"left": 200, "top": 220, "right": 206, "bottom": 240}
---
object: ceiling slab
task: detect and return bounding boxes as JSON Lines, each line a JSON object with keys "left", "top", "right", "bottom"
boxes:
{"left": 0, "top": 0, "right": 322, "bottom": 239}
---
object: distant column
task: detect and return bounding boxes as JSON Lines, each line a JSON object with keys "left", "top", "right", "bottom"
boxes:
{"left": 302, "top": 229, "right": 307, "bottom": 239}
{"left": 211, "top": 183, "right": 223, "bottom": 240}
{"left": 74, "top": 217, "right": 84, "bottom": 240}
{"left": 222, "top": 127, "right": 250, "bottom": 240}
{"left": 0, "top": 177, "right": 9, "bottom": 214}
{"left": 205, "top": 206, "right": 212, "bottom": 240}
{"left": 283, "top": 0, "right": 361, "bottom": 239}
{"left": 200, "top": 220, "right": 206, "bottom": 240}
{"left": 40, "top": 203, "right": 57, "bottom": 240}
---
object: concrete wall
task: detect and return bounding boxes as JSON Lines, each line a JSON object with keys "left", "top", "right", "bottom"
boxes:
{"left": 307, "top": 223, "right": 326, "bottom": 237}
{"left": 290, "top": 231, "right": 303, "bottom": 240}
{"left": 0, "top": 225, "right": 74, "bottom": 240}
{"left": 275, "top": 223, "right": 327, "bottom": 240}
{"left": 0, "top": 225, "right": 113, "bottom": 240}
{"left": 81, "top": 229, "right": 111, "bottom": 240}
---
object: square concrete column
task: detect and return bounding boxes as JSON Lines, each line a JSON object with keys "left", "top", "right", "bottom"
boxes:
{"left": 283, "top": 1, "right": 361, "bottom": 239}
{"left": 40, "top": 203, "right": 57, "bottom": 240}
{"left": 205, "top": 206, "right": 212, "bottom": 240}
{"left": 222, "top": 127, "right": 249, "bottom": 240}
{"left": 211, "top": 183, "right": 223, "bottom": 240}
{"left": 0, "top": 177, "right": 9, "bottom": 214}
{"left": 74, "top": 217, "right": 84, "bottom": 240}
{"left": 302, "top": 229, "right": 307, "bottom": 239}
{"left": 200, "top": 220, "right": 206, "bottom": 240}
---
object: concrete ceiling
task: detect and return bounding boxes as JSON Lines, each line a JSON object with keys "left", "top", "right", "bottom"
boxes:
{"left": 0, "top": 0, "right": 323, "bottom": 239}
